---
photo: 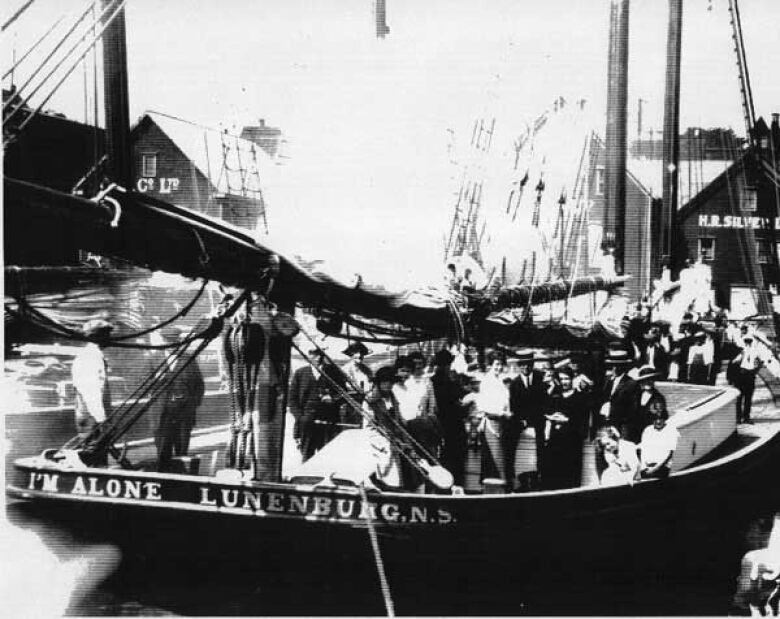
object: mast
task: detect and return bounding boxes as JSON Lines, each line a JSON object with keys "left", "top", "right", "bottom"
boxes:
{"left": 660, "top": 0, "right": 682, "bottom": 276}
{"left": 604, "top": 0, "right": 629, "bottom": 275}
{"left": 101, "top": 0, "right": 132, "bottom": 187}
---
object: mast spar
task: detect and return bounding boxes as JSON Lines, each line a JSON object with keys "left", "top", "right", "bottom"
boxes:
{"left": 100, "top": 0, "right": 132, "bottom": 188}
{"left": 604, "top": 0, "right": 629, "bottom": 276}
{"left": 660, "top": 0, "right": 682, "bottom": 277}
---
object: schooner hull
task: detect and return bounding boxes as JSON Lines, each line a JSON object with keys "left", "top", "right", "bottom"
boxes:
{"left": 7, "top": 424, "right": 780, "bottom": 614}
{"left": 8, "top": 421, "right": 779, "bottom": 540}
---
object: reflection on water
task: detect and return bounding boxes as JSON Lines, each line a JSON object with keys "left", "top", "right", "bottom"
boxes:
{"left": 2, "top": 504, "right": 122, "bottom": 616}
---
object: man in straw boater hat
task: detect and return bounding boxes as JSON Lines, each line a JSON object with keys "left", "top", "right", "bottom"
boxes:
{"left": 630, "top": 365, "right": 667, "bottom": 445}
{"left": 508, "top": 348, "right": 546, "bottom": 491}
{"left": 155, "top": 325, "right": 205, "bottom": 472}
{"left": 71, "top": 318, "right": 114, "bottom": 442}
{"left": 686, "top": 328, "right": 714, "bottom": 386}
{"left": 597, "top": 349, "right": 640, "bottom": 473}
{"left": 640, "top": 326, "right": 670, "bottom": 381}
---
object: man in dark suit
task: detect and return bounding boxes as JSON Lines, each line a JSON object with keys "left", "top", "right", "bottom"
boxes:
{"left": 641, "top": 327, "right": 670, "bottom": 380}
{"left": 597, "top": 350, "right": 639, "bottom": 472}
{"left": 156, "top": 326, "right": 205, "bottom": 471}
{"left": 632, "top": 365, "right": 667, "bottom": 444}
{"left": 508, "top": 349, "right": 547, "bottom": 490}
{"left": 431, "top": 349, "right": 467, "bottom": 486}
{"left": 288, "top": 348, "right": 325, "bottom": 449}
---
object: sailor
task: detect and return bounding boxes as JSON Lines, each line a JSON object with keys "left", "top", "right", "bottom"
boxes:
{"left": 731, "top": 331, "right": 763, "bottom": 424}
{"left": 431, "top": 348, "right": 468, "bottom": 486}
{"left": 288, "top": 348, "right": 325, "bottom": 451}
{"left": 156, "top": 325, "right": 205, "bottom": 471}
{"left": 508, "top": 349, "right": 546, "bottom": 490}
{"left": 71, "top": 318, "right": 114, "bottom": 441}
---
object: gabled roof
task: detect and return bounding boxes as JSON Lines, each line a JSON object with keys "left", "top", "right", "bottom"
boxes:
{"left": 132, "top": 111, "right": 276, "bottom": 198}
{"left": 625, "top": 157, "right": 733, "bottom": 202}
{"left": 676, "top": 150, "right": 757, "bottom": 222}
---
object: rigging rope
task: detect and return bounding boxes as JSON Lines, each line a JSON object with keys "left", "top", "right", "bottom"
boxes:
{"left": 358, "top": 483, "right": 396, "bottom": 618}
{"left": 4, "top": 0, "right": 127, "bottom": 139}
{"left": 7, "top": 271, "right": 210, "bottom": 343}
{"left": 291, "top": 340, "right": 444, "bottom": 485}
{"left": 74, "top": 292, "right": 248, "bottom": 465}
{"left": 1, "top": 0, "right": 36, "bottom": 32}
{"left": 7, "top": 292, "right": 214, "bottom": 350}
{"left": 291, "top": 330, "right": 452, "bottom": 490}
{"left": 2, "top": 14, "right": 65, "bottom": 80}
{"left": 3, "top": 0, "right": 97, "bottom": 115}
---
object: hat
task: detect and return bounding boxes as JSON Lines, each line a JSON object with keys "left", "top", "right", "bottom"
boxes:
{"left": 82, "top": 318, "right": 114, "bottom": 338}
{"left": 433, "top": 349, "right": 454, "bottom": 367}
{"left": 604, "top": 349, "right": 632, "bottom": 366}
{"left": 342, "top": 342, "right": 369, "bottom": 357}
{"left": 635, "top": 365, "right": 659, "bottom": 381}
{"left": 514, "top": 349, "right": 534, "bottom": 363}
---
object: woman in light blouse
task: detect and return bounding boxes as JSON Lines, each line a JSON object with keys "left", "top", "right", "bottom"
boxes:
{"left": 476, "top": 350, "right": 511, "bottom": 484}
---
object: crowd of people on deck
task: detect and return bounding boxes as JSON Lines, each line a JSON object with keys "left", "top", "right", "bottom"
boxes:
{"left": 65, "top": 296, "right": 770, "bottom": 488}
{"left": 285, "top": 302, "right": 771, "bottom": 494}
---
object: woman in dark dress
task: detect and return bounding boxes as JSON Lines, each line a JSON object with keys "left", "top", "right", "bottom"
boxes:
{"left": 542, "top": 368, "right": 587, "bottom": 489}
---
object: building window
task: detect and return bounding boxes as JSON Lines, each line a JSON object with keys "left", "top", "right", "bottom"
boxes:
{"left": 742, "top": 185, "right": 757, "bottom": 212}
{"left": 698, "top": 237, "right": 715, "bottom": 261}
{"left": 595, "top": 166, "right": 605, "bottom": 196}
{"left": 141, "top": 153, "right": 157, "bottom": 178}
{"left": 758, "top": 239, "right": 774, "bottom": 264}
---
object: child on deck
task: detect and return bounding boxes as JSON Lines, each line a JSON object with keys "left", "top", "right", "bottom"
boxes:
{"left": 639, "top": 400, "right": 680, "bottom": 479}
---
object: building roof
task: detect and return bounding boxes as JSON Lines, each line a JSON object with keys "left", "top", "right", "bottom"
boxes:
{"left": 134, "top": 111, "right": 277, "bottom": 198}
{"left": 625, "top": 157, "right": 733, "bottom": 203}
{"left": 673, "top": 150, "right": 778, "bottom": 223}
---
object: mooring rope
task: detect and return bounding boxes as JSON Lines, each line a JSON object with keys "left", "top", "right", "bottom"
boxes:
{"left": 359, "top": 483, "right": 395, "bottom": 618}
